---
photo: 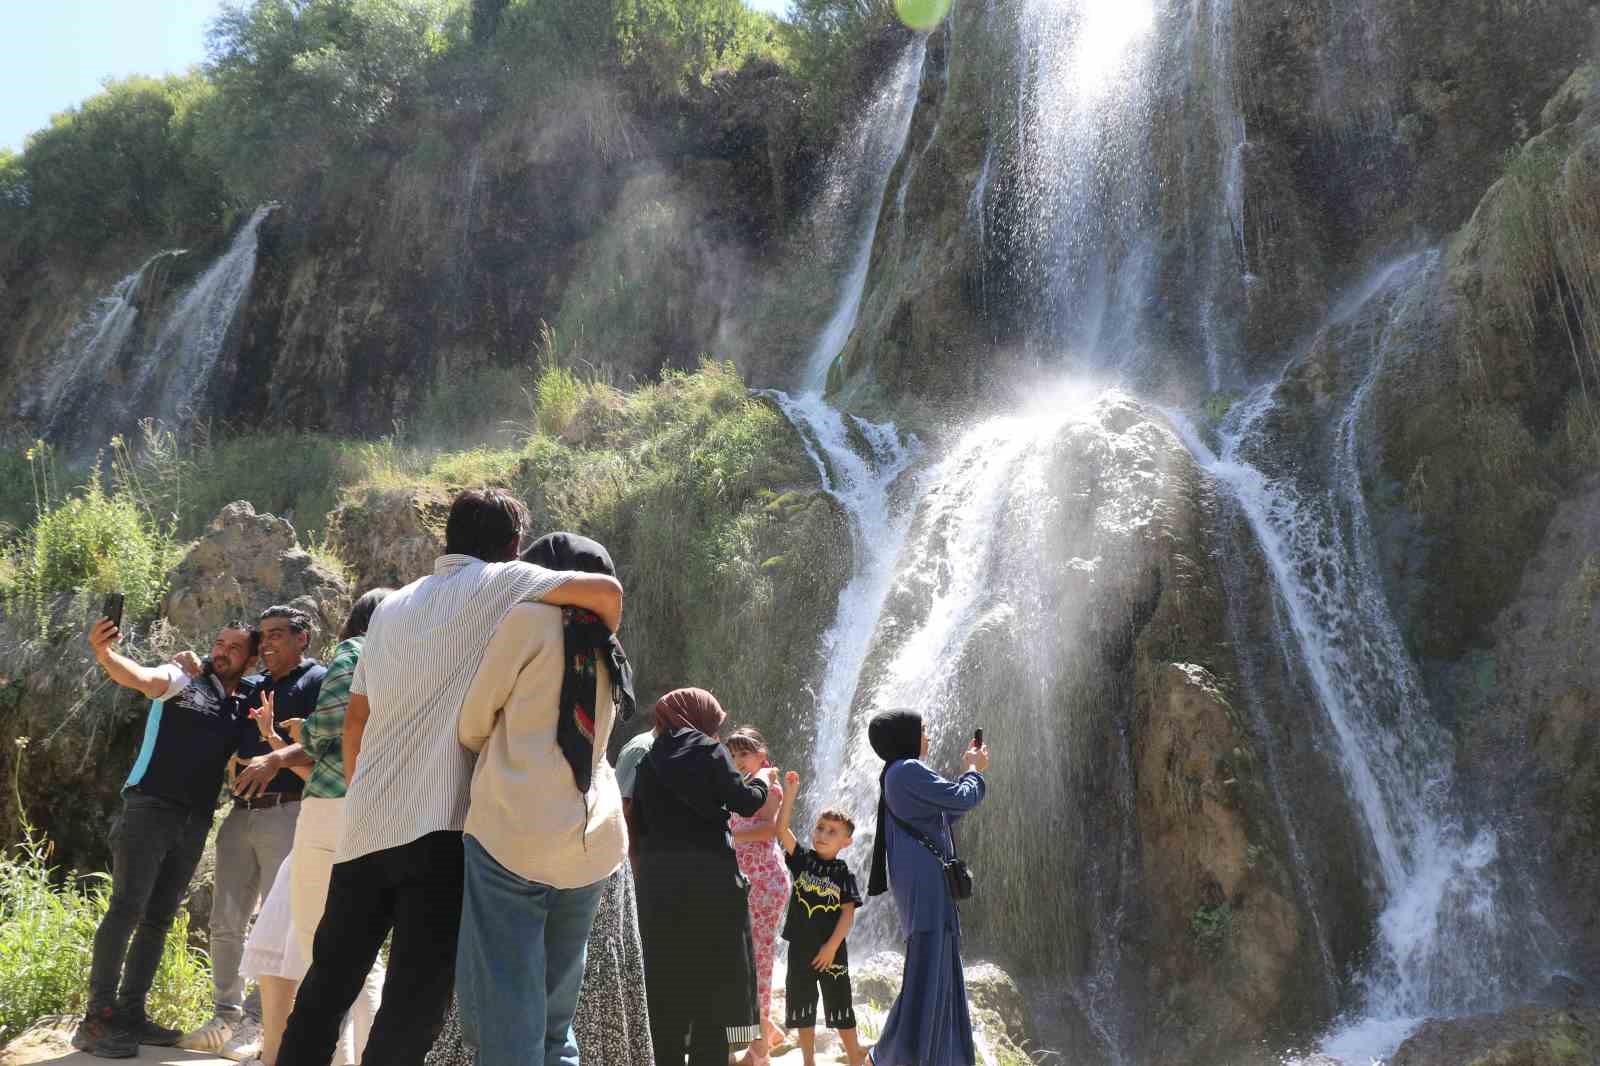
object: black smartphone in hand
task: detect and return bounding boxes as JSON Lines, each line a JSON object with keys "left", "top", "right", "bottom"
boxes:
{"left": 972, "top": 727, "right": 984, "bottom": 749}
{"left": 102, "top": 592, "right": 125, "bottom": 631}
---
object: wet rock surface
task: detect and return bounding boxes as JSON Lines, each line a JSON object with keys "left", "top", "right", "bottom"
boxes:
{"left": 1389, "top": 1007, "right": 1600, "bottom": 1066}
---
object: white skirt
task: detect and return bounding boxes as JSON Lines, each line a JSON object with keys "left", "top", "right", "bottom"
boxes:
{"left": 241, "top": 854, "right": 308, "bottom": 981}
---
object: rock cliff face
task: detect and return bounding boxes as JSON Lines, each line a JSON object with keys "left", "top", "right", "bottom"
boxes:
{"left": 0, "top": 59, "right": 819, "bottom": 446}
{"left": 6, "top": 1, "right": 1600, "bottom": 1062}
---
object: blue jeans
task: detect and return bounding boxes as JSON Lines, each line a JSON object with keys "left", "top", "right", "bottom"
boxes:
{"left": 456, "top": 835, "right": 605, "bottom": 1066}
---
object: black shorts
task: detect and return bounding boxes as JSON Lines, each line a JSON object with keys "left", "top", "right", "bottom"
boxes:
{"left": 784, "top": 940, "right": 856, "bottom": 1030}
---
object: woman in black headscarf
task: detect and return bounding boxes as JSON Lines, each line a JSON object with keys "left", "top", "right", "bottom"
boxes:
{"left": 633, "top": 687, "right": 771, "bottom": 1066}
{"left": 430, "top": 533, "right": 652, "bottom": 1066}
{"left": 864, "top": 710, "right": 991, "bottom": 1066}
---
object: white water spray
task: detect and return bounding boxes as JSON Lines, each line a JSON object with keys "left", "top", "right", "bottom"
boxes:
{"left": 33, "top": 248, "right": 185, "bottom": 441}
{"left": 1172, "top": 254, "right": 1550, "bottom": 1062}
{"left": 131, "top": 203, "right": 276, "bottom": 427}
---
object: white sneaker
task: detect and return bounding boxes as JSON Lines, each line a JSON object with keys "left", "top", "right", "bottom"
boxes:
{"left": 178, "top": 1015, "right": 234, "bottom": 1053}
{"left": 221, "top": 1020, "right": 263, "bottom": 1062}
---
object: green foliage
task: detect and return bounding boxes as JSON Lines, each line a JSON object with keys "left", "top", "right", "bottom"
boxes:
{"left": 534, "top": 363, "right": 588, "bottom": 438}
{"left": 417, "top": 364, "right": 532, "bottom": 446}
{"left": 10, "top": 73, "right": 224, "bottom": 258}
{"left": 0, "top": 754, "right": 210, "bottom": 1042}
{"left": 784, "top": 0, "right": 900, "bottom": 132}
{"left": 1189, "top": 901, "right": 1232, "bottom": 949}
{"left": 11, "top": 462, "right": 176, "bottom": 637}
{"left": 334, "top": 359, "right": 844, "bottom": 729}
{"left": 613, "top": 0, "right": 781, "bottom": 97}
{"left": 201, "top": 0, "right": 462, "bottom": 198}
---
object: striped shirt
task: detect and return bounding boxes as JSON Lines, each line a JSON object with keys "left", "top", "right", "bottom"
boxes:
{"left": 300, "top": 636, "right": 363, "bottom": 799}
{"left": 337, "top": 556, "right": 571, "bottom": 863}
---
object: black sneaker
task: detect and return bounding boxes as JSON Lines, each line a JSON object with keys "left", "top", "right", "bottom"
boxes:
{"left": 70, "top": 1006, "right": 137, "bottom": 1059}
{"left": 121, "top": 1008, "right": 182, "bottom": 1046}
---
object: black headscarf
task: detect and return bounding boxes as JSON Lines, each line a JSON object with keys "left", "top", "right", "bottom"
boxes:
{"left": 867, "top": 709, "right": 924, "bottom": 898}
{"left": 522, "top": 532, "right": 637, "bottom": 795}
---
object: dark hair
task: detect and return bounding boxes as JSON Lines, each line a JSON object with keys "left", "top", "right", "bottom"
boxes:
{"left": 259, "top": 604, "right": 313, "bottom": 634}
{"left": 817, "top": 807, "right": 856, "bottom": 835}
{"left": 339, "top": 588, "right": 394, "bottom": 641}
{"left": 445, "top": 488, "right": 528, "bottom": 562}
{"left": 219, "top": 621, "right": 262, "bottom": 653}
{"left": 725, "top": 727, "right": 768, "bottom": 758}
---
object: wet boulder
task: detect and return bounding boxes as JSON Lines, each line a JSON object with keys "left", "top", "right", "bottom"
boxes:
{"left": 1389, "top": 1007, "right": 1600, "bottom": 1066}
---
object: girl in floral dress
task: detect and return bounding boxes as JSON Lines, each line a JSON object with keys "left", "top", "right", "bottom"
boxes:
{"left": 726, "top": 727, "right": 792, "bottom": 1061}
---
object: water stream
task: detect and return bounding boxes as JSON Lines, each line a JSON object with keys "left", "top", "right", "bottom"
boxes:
{"left": 762, "top": 40, "right": 927, "bottom": 810}
{"left": 1172, "top": 253, "right": 1551, "bottom": 1061}
{"left": 133, "top": 203, "right": 277, "bottom": 428}
{"left": 30, "top": 248, "right": 186, "bottom": 442}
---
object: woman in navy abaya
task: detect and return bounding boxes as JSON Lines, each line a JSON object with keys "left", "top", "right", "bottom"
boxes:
{"left": 864, "top": 710, "right": 990, "bottom": 1066}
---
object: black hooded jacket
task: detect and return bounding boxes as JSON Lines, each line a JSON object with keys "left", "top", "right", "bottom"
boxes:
{"left": 632, "top": 727, "right": 768, "bottom": 857}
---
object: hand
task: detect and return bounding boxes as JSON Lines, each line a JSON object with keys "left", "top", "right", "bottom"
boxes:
{"left": 811, "top": 941, "right": 839, "bottom": 972}
{"left": 88, "top": 618, "right": 121, "bottom": 656}
{"left": 250, "top": 691, "right": 276, "bottom": 741}
{"left": 282, "top": 718, "right": 304, "bottom": 745}
{"left": 784, "top": 769, "right": 800, "bottom": 790}
{"left": 962, "top": 744, "right": 990, "bottom": 773}
{"left": 172, "top": 650, "right": 203, "bottom": 677}
{"left": 757, "top": 766, "right": 780, "bottom": 787}
{"left": 232, "top": 752, "right": 282, "bottom": 799}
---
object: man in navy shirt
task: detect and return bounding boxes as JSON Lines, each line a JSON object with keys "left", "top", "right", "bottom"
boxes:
{"left": 181, "top": 605, "right": 326, "bottom": 1056}
{"left": 74, "top": 616, "right": 261, "bottom": 1059}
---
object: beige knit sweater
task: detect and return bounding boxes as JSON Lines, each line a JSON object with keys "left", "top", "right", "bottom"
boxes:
{"left": 458, "top": 602, "right": 625, "bottom": 889}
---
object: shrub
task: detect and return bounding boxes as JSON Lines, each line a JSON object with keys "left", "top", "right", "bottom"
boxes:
{"left": 12, "top": 468, "right": 175, "bottom": 636}
{"left": 0, "top": 748, "right": 211, "bottom": 1041}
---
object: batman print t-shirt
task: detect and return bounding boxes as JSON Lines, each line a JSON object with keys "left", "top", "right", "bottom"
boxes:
{"left": 782, "top": 845, "right": 864, "bottom": 948}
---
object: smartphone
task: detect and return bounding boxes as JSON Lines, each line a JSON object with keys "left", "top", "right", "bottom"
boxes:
{"left": 102, "top": 592, "right": 125, "bottom": 631}
{"left": 972, "top": 727, "right": 984, "bottom": 750}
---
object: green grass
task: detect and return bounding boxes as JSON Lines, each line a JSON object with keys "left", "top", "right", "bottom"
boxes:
{"left": 0, "top": 747, "right": 211, "bottom": 1042}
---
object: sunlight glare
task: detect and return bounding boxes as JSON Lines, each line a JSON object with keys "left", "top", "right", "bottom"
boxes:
{"left": 1072, "top": 0, "right": 1156, "bottom": 93}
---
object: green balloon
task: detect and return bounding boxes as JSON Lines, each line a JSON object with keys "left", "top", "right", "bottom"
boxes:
{"left": 895, "top": 0, "right": 953, "bottom": 31}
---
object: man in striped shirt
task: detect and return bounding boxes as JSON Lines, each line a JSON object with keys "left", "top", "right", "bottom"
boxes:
{"left": 276, "top": 489, "right": 623, "bottom": 1066}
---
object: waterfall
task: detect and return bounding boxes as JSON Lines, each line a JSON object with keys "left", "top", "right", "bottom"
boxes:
{"left": 1016, "top": 0, "right": 1160, "bottom": 359}
{"left": 798, "top": 42, "right": 928, "bottom": 390}
{"left": 1189, "top": 0, "right": 1249, "bottom": 388}
{"left": 762, "top": 41, "right": 927, "bottom": 808}
{"left": 1172, "top": 254, "right": 1553, "bottom": 1061}
{"left": 129, "top": 203, "right": 276, "bottom": 429}
{"left": 31, "top": 248, "right": 185, "bottom": 442}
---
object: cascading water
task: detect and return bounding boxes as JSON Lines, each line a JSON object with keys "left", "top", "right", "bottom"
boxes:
{"left": 29, "top": 248, "right": 186, "bottom": 442}
{"left": 129, "top": 203, "right": 276, "bottom": 429}
{"left": 1186, "top": 0, "right": 1250, "bottom": 388}
{"left": 1172, "top": 253, "right": 1553, "bottom": 1061}
{"left": 1015, "top": 0, "right": 1160, "bottom": 358}
{"left": 762, "top": 41, "right": 927, "bottom": 806}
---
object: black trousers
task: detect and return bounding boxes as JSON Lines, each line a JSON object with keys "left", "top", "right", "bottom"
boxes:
{"left": 87, "top": 791, "right": 211, "bottom": 1014}
{"left": 636, "top": 849, "right": 759, "bottom": 1066}
{"left": 276, "top": 831, "right": 464, "bottom": 1066}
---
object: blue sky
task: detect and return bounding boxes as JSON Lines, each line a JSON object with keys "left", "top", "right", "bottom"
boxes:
{"left": 2, "top": 0, "right": 791, "bottom": 154}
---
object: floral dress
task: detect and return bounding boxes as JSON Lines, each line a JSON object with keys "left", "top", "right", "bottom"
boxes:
{"left": 731, "top": 778, "right": 791, "bottom": 1039}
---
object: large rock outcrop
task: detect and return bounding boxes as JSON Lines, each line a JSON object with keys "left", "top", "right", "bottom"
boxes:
{"left": 847, "top": 393, "right": 1331, "bottom": 1064}
{"left": 164, "top": 501, "right": 349, "bottom": 640}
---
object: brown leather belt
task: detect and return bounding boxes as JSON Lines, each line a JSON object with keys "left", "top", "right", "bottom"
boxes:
{"left": 235, "top": 792, "right": 302, "bottom": 810}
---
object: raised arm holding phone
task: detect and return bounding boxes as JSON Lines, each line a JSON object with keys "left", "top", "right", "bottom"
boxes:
{"left": 74, "top": 614, "right": 262, "bottom": 1059}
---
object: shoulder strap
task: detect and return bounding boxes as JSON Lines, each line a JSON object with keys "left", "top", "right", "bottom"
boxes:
{"left": 886, "top": 804, "right": 957, "bottom": 863}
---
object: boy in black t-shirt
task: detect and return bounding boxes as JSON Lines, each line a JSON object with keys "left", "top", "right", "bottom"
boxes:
{"left": 777, "top": 769, "right": 866, "bottom": 1066}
